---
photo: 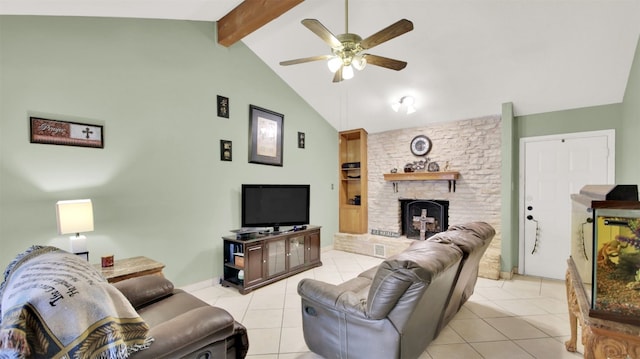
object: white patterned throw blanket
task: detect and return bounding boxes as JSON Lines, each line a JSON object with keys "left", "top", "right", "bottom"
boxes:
{"left": 0, "top": 246, "right": 153, "bottom": 359}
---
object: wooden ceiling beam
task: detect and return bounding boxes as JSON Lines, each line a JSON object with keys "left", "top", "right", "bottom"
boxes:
{"left": 217, "top": 0, "right": 303, "bottom": 47}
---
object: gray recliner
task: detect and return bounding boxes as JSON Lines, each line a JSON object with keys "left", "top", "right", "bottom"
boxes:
{"left": 428, "top": 222, "right": 496, "bottom": 333}
{"left": 297, "top": 221, "right": 495, "bottom": 359}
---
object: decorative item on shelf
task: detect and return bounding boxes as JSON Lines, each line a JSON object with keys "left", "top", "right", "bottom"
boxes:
{"left": 428, "top": 161, "right": 440, "bottom": 172}
{"left": 403, "top": 158, "right": 432, "bottom": 173}
{"left": 410, "top": 135, "right": 432, "bottom": 156}
{"left": 56, "top": 199, "right": 94, "bottom": 260}
{"left": 348, "top": 195, "right": 361, "bottom": 205}
{"left": 234, "top": 253, "right": 245, "bottom": 268}
{"left": 390, "top": 168, "right": 398, "bottom": 173}
{"left": 443, "top": 161, "right": 450, "bottom": 172}
{"left": 403, "top": 163, "right": 414, "bottom": 173}
{"left": 342, "top": 162, "right": 360, "bottom": 169}
{"left": 101, "top": 255, "right": 114, "bottom": 268}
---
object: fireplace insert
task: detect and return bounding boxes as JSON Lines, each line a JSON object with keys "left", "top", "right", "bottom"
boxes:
{"left": 400, "top": 199, "right": 449, "bottom": 239}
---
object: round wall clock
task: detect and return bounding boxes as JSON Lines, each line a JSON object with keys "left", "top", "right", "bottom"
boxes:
{"left": 410, "top": 135, "right": 432, "bottom": 156}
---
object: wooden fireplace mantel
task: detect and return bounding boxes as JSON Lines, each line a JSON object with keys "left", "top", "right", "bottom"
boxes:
{"left": 383, "top": 171, "right": 460, "bottom": 192}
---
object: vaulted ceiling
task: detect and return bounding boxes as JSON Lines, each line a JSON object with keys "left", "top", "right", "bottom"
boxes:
{"left": 2, "top": 0, "right": 639, "bottom": 133}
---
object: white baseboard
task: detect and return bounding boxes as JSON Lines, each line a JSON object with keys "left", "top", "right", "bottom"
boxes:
{"left": 179, "top": 277, "right": 221, "bottom": 292}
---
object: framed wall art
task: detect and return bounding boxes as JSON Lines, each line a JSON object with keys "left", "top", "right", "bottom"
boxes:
{"left": 30, "top": 117, "right": 104, "bottom": 148}
{"left": 298, "top": 132, "right": 305, "bottom": 149}
{"left": 248, "top": 105, "right": 283, "bottom": 166}
{"left": 220, "top": 140, "right": 232, "bottom": 161}
{"left": 217, "top": 95, "right": 229, "bottom": 118}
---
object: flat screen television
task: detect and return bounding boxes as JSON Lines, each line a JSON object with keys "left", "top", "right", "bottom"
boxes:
{"left": 241, "top": 184, "right": 310, "bottom": 233}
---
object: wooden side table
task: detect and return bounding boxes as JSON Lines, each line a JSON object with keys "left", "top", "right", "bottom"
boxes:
{"left": 94, "top": 256, "right": 165, "bottom": 283}
{"left": 565, "top": 257, "right": 640, "bottom": 358}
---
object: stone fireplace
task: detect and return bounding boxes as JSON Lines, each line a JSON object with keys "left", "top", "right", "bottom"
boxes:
{"left": 334, "top": 115, "right": 502, "bottom": 279}
{"left": 400, "top": 199, "right": 449, "bottom": 239}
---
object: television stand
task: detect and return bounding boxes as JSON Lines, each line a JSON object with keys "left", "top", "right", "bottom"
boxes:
{"left": 221, "top": 226, "right": 322, "bottom": 294}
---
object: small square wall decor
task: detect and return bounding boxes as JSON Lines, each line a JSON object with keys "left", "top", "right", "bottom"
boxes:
{"left": 217, "top": 95, "right": 229, "bottom": 118}
{"left": 220, "top": 140, "right": 232, "bottom": 161}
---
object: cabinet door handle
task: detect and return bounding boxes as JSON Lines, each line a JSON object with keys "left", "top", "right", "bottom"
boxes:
{"left": 249, "top": 247, "right": 261, "bottom": 252}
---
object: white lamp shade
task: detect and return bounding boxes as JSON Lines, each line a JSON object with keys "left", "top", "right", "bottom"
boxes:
{"left": 342, "top": 65, "right": 354, "bottom": 79}
{"left": 327, "top": 57, "right": 342, "bottom": 73}
{"left": 56, "top": 199, "right": 94, "bottom": 235}
{"left": 352, "top": 55, "right": 367, "bottom": 71}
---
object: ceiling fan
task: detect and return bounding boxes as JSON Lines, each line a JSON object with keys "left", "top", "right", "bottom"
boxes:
{"left": 279, "top": 0, "right": 414, "bottom": 83}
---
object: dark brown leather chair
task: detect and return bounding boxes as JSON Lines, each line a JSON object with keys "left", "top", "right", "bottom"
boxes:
{"left": 114, "top": 275, "right": 248, "bottom": 359}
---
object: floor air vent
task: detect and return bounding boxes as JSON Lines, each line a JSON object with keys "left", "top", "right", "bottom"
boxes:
{"left": 374, "top": 244, "right": 386, "bottom": 258}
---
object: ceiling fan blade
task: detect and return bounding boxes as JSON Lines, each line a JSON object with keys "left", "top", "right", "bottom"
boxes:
{"left": 360, "top": 19, "right": 414, "bottom": 50}
{"left": 363, "top": 54, "right": 407, "bottom": 71}
{"left": 302, "top": 19, "right": 342, "bottom": 49}
{"left": 280, "top": 54, "right": 333, "bottom": 66}
{"left": 333, "top": 67, "right": 344, "bottom": 83}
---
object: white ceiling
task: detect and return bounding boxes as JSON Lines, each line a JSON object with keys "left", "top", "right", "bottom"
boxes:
{"left": 2, "top": 0, "right": 639, "bottom": 133}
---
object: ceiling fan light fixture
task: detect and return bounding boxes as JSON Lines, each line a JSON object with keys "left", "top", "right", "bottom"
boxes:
{"left": 342, "top": 65, "right": 354, "bottom": 79}
{"left": 280, "top": 1, "right": 413, "bottom": 83}
{"left": 328, "top": 56, "right": 342, "bottom": 73}
{"left": 393, "top": 96, "right": 416, "bottom": 114}
{"left": 352, "top": 55, "right": 367, "bottom": 71}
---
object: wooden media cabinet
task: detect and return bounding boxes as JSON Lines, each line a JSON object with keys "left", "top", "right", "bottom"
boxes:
{"left": 221, "top": 226, "right": 322, "bottom": 294}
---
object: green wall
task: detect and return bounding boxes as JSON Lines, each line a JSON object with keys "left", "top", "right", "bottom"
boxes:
{"left": 517, "top": 103, "right": 623, "bottom": 138}
{"left": 0, "top": 16, "right": 338, "bottom": 286}
{"left": 500, "top": 102, "right": 517, "bottom": 275}
{"left": 620, "top": 35, "right": 640, "bottom": 184}
{"left": 500, "top": 36, "right": 640, "bottom": 273}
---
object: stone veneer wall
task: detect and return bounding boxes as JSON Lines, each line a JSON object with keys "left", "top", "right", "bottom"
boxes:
{"left": 335, "top": 115, "right": 502, "bottom": 279}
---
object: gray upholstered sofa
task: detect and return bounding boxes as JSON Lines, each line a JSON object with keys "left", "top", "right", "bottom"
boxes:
{"left": 114, "top": 275, "right": 249, "bottom": 359}
{"left": 297, "top": 221, "right": 495, "bottom": 359}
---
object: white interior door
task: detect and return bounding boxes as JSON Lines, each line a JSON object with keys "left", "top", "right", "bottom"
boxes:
{"left": 519, "top": 130, "right": 614, "bottom": 279}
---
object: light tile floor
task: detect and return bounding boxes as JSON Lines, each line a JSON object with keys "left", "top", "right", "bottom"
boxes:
{"left": 187, "top": 250, "right": 584, "bottom": 359}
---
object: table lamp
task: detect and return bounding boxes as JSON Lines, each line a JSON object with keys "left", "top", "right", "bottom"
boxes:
{"left": 56, "top": 199, "right": 94, "bottom": 258}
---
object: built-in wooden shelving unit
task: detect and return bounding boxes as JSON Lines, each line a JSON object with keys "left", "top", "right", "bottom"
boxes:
{"left": 339, "top": 129, "right": 368, "bottom": 234}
